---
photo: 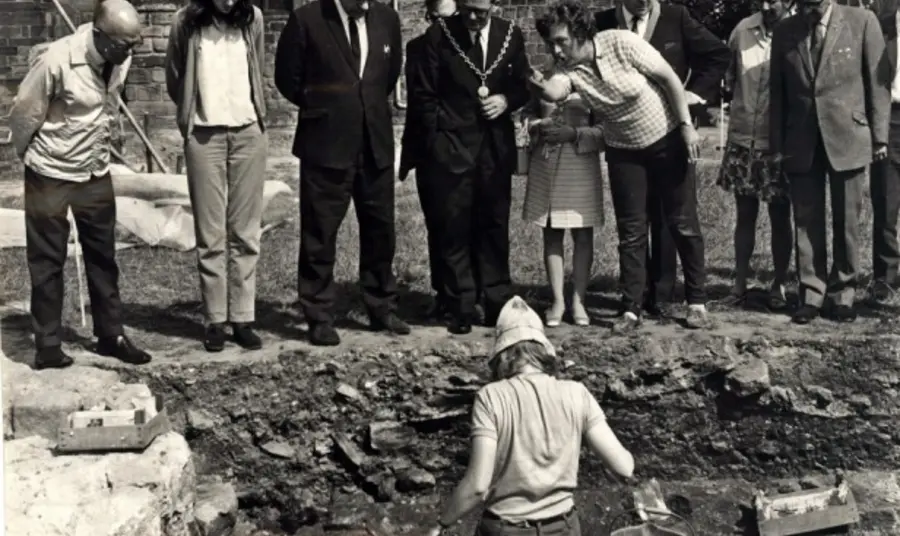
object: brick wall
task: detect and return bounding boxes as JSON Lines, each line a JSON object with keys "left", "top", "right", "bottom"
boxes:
{"left": 0, "top": 0, "right": 615, "bottom": 175}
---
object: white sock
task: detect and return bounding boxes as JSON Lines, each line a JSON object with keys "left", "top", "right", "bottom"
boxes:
{"left": 688, "top": 303, "right": 707, "bottom": 313}
{"left": 624, "top": 311, "right": 639, "bottom": 321}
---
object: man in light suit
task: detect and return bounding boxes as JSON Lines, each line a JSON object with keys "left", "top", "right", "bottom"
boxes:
{"left": 770, "top": 0, "right": 891, "bottom": 323}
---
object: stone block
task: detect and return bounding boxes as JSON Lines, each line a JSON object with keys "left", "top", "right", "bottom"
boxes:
{"left": 193, "top": 476, "right": 239, "bottom": 536}
{"left": 5, "top": 432, "right": 196, "bottom": 536}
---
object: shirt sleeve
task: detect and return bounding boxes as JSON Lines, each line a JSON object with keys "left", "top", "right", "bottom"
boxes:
{"left": 471, "top": 389, "right": 498, "bottom": 440}
{"left": 9, "top": 51, "right": 56, "bottom": 159}
{"left": 617, "top": 30, "right": 669, "bottom": 78}
{"left": 580, "top": 383, "right": 606, "bottom": 432}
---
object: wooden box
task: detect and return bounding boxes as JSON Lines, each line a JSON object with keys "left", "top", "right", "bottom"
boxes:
{"left": 55, "top": 395, "right": 171, "bottom": 454}
{"left": 756, "top": 481, "right": 859, "bottom": 536}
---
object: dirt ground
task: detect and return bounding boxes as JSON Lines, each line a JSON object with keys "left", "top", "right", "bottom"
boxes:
{"left": 2, "top": 300, "right": 898, "bottom": 535}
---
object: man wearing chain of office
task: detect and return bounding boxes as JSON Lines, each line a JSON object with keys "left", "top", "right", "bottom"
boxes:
{"left": 411, "top": 0, "right": 530, "bottom": 334}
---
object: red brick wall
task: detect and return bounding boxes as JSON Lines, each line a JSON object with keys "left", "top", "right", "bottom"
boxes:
{"left": 0, "top": 0, "right": 615, "bottom": 174}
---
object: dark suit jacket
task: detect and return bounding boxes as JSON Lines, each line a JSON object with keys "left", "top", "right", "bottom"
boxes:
{"left": 398, "top": 34, "right": 427, "bottom": 181}
{"left": 273, "top": 0, "right": 403, "bottom": 170}
{"left": 769, "top": 4, "right": 891, "bottom": 174}
{"left": 412, "top": 15, "right": 531, "bottom": 175}
{"left": 595, "top": 2, "right": 730, "bottom": 104}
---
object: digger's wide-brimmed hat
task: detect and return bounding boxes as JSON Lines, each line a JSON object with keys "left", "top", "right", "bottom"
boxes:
{"left": 489, "top": 296, "right": 556, "bottom": 358}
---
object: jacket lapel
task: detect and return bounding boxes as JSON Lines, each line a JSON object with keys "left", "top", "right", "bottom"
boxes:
{"left": 643, "top": 0, "right": 661, "bottom": 41}
{"left": 362, "top": 8, "right": 377, "bottom": 79}
{"left": 323, "top": 0, "right": 357, "bottom": 77}
{"left": 818, "top": 4, "right": 845, "bottom": 70}
{"left": 484, "top": 18, "right": 504, "bottom": 72}
{"left": 793, "top": 18, "right": 816, "bottom": 81}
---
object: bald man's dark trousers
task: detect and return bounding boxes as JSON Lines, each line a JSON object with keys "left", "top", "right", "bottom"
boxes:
{"left": 24, "top": 167, "right": 125, "bottom": 348}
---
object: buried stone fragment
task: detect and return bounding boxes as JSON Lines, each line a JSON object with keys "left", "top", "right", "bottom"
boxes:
{"left": 260, "top": 440, "right": 296, "bottom": 459}
{"left": 193, "top": 476, "right": 239, "bottom": 536}
{"left": 368, "top": 420, "right": 417, "bottom": 452}
{"left": 725, "top": 358, "right": 771, "bottom": 397}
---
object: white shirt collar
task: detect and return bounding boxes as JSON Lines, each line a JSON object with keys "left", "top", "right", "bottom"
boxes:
{"left": 333, "top": 0, "right": 362, "bottom": 27}
{"left": 471, "top": 18, "right": 491, "bottom": 41}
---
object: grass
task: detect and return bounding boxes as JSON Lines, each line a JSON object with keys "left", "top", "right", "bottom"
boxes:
{"left": 0, "top": 135, "right": 892, "bottom": 345}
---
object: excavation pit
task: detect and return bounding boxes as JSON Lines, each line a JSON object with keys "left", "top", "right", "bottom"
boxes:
{"left": 4, "top": 307, "right": 900, "bottom": 535}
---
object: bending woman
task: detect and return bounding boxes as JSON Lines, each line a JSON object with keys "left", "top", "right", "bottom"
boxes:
{"left": 529, "top": 0, "right": 709, "bottom": 332}
{"left": 165, "top": 0, "right": 268, "bottom": 352}
{"left": 425, "top": 296, "right": 634, "bottom": 536}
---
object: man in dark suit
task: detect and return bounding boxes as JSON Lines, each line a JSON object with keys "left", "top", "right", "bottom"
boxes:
{"left": 595, "top": 0, "right": 729, "bottom": 317}
{"left": 399, "top": 0, "right": 461, "bottom": 320}
{"left": 274, "top": 0, "right": 408, "bottom": 346}
{"left": 866, "top": 0, "right": 900, "bottom": 303}
{"left": 412, "top": 0, "right": 530, "bottom": 334}
{"left": 770, "top": 0, "right": 891, "bottom": 323}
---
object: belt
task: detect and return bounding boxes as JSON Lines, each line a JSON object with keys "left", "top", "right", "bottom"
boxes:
{"left": 483, "top": 508, "right": 575, "bottom": 528}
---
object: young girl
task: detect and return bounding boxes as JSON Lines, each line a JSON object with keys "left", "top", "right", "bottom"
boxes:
{"left": 425, "top": 296, "right": 635, "bottom": 536}
{"left": 522, "top": 62, "right": 605, "bottom": 327}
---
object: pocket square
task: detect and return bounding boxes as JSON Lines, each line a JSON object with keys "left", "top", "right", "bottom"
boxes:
{"left": 664, "top": 42, "right": 676, "bottom": 50}
{"left": 384, "top": 44, "right": 391, "bottom": 54}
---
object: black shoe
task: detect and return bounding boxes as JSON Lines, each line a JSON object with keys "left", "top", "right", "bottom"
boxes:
{"left": 309, "top": 322, "right": 341, "bottom": 346}
{"left": 448, "top": 315, "right": 472, "bottom": 335}
{"left": 370, "top": 313, "right": 411, "bottom": 335}
{"left": 204, "top": 323, "right": 227, "bottom": 352}
{"left": 824, "top": 303, "right": 857, "bottom": 323}
{"left": 867, "top": 279, "right": 896, "bottom": 304}
{"left": 791, "top": 305, "right": 820, "bottom": 325}
{"left": 34, "top": 346, "right": 74, "bottom": 370}
{"left": 232, "top": 323, "right": 263, "bottom": 350}
{"left": 96, "top": 335, "right": 152, "bottom": 365}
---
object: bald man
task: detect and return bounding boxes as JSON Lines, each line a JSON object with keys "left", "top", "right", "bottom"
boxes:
{"left": 9, "top": 0, "right": 152, "bottom": 369}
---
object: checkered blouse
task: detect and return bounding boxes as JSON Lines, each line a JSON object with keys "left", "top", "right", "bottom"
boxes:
{"left": 545, "top": 30, "right": 679, "bottom": 150}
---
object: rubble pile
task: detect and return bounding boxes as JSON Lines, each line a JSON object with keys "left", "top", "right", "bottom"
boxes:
{"left": 122, "top": 334, "right": 900, "bottom": 532}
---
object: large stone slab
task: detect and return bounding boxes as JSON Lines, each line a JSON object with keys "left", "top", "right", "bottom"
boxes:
{"left": 5, "top": 432, "right": 196, "bottom": 536}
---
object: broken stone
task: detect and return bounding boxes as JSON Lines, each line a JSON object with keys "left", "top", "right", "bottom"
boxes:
{"left": 799, "top": 475, "right": 830, "bottom": 490}
{"left": 448, "top": 372, "right": 481, "bottom": 386}
{"left": 188, "top": 408, "right": 219, "bottom": 432}
{"left": 333, "top": 433, "right": 369, "bottom": 469}
{"left": 725, "top": 358, "right": 771, "bottom": 397}
{"left": 849, "top": 394, "right": 873, "bottom": 409}
{"left": 314, "top": 361, "right": 344, "bottom": 375}
{"left": 418, "top": 454, "right": 452, "bottom": 472}
{"left": 193, "top": 476, "right": 238, "bottom": 536}
{"left": 368, "top": 420, "right": 417, "bottom": 452}
{"left": 336, "top": 383, "right": 363, "bottom": 402}
{"left": 395, "top": 468, "right": 437, "bottom": 492}
{"left": 806, "top": 385, "right": 834, "bottom": 407}
{"left": 260, "top": 440, "right": 295, "bottom": 459}
{"left": 710, "top": 441, "right": 730, "bottom": 454}
{"left": 313, "top": 439, "right": 332, "bottom": 457}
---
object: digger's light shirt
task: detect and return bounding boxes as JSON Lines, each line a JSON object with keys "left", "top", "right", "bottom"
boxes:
{"left": 471, "top": 373, "right": 606, "bottom": 522}
{"left": 9, "top": 23, "right": 131, "bottom": 182}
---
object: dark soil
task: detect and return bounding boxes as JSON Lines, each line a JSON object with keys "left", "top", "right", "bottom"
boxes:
{"left": 108, "top": 327, "right": 900, "bottom": 535}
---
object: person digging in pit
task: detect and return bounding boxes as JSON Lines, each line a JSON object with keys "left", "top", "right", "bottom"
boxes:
{"left": 424, "top": 295, "right": 635, "bottom": 536}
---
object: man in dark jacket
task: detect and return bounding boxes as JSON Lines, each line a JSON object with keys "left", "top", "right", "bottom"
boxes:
{"left": 274, "top": 0, "right": 408, "bottom": 346}
{"left": 399, "top": 0, "right": 459, "bottom": 320}
{"left": 596, "top": 0, "right": 729, "bottom": 317}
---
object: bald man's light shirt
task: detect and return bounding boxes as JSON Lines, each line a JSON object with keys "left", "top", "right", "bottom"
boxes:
{"left": 9, "top": 23, "right": 131, "bottom": 182}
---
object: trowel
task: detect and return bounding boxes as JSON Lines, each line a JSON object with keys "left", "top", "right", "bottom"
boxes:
{"left": 609, "top": 479, "right": 695, "bottom": 536}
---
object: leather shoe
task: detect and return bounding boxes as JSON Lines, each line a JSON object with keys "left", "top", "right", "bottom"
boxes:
{"left": 370, "top": 313, "right": 411, "bottom": 335}
{"left": 309, "top": 323, "right": 341, "bottom": 346}
{"left": 204, "top": 323, "right": 226, "bottom": 352}
{"left": 233, "top": 323, "right": 263, "bottom": 349}
{"left": 791, "top": 305, "right": 820, "bottom": 325}
{"left": 97, "top": 335, "right": 152, "bottom": 365}
{"left": 448, "top": 315, "right": 472, "bottom": 335}
{"left": 824, "top": 303, "right": 857, "bottom": 323}
{"left": 34, "top": 346, "right": 74, "bottom": 370}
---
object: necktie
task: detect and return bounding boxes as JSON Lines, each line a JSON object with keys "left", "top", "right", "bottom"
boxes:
{"left": 810, "top": 21, "right": 825, "bottom": 68}
{"left": 101, "top": 63, "right": 114, "bottom": 86}
{"left": 348, "top": 18, "right": 361, "bottom": 72}
{"left": 471, "top": 31, "right": 484, "bottom": 69}
{"left": 630, "top": 15, "right": 642, "bottom": 34}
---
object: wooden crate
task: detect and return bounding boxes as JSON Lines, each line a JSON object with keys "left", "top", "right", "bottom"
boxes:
{"left": 756, "top": 485, "right": 859, "bottom": 536}
{"left": 55, "top": 395, "right": 171, "bottom": 454}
